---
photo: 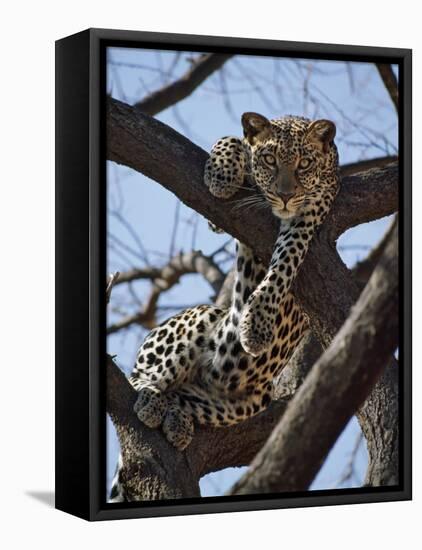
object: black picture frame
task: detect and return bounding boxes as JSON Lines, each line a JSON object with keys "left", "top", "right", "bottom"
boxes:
{"left": 55, "top": 28, "right": 412, "bottom": 521}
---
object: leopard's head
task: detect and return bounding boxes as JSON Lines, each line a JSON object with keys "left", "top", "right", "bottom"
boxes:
{"left": 242, "top": 112, "right": 340, "bottom": 221}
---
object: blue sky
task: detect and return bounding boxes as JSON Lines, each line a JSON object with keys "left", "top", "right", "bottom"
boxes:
{"left": 106, "top": 47, "right": 397, "bottom": 497}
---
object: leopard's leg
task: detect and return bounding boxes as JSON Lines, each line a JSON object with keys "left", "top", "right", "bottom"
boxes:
{"left": 204, "top": 136, "right": 248, "bottom": 234}
{"left": 203, "top": 134, "right": 266, "bottom": 329}
{"left": 130, "top": 305, "right": 226, "bottom": 429}
{"left": 158, "top": 246, "right": 304, "bottom": 450}
{"left": 229, "top": 241, "right": 267, "bottom": 323}
{"left": 208, "top": 240, "right": 266, "bottom": 361}
{"left": 132, "top": 385, "right": 168, "bottom": 429}
{"left": 204, "top": 136, "right": 247, "bottom": 199}
{"left": 240, "top": 215, "right": 317, "bottom": 356}
{"left": 162, "top": 380, "right": 272, "bottom": 450}
{"left": 161, "top": 398, "right": 195, "bottom": 451}
{"left": 156, "top": 238, "right": 266, "bottom": 450}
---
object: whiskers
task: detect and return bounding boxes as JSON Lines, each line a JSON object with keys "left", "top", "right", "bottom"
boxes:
{"left": 267, "top": 197, "right": 283, "bottom": 210}
{"left": 225, "top": 181, "right": 255, "bottom": 192}
{"left": 289, "top": 196, "right": 306, "bottom": 207}
{"left": 230, "top": 193, "right": 270, "bottom": 214}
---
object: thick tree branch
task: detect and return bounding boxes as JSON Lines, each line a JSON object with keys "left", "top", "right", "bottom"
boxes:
{"left": 107, "top": 257, "right": 317, "bottom": 487}
{"left": 134, "top": 54, "right": 233, "bottom": 116}
{"left": 291, "top": 222, "right": 400, "bottom": 487}
{"left": 358, "top": 355, "right": 399, "bottom": 487}
{"left": 107, "top": 98, "right": 398, "bottom": 254}
{"left": 107, "top": 355, "right": 200, "bottom": 500}
{"left": 229, "top": 224, "right": 398, "bottom": 495}
{"left": 108, "top": 354, "right": 287, "bottom": 488}
{"left": 107, "top": 329, "right": 319, "bottom": 493}
{"left": 339, "top": 155, "right": 397, "bottom": 177}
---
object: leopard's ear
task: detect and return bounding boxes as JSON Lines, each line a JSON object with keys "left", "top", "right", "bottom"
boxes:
{"left": 241, "top": 112, "right": 272, "bottom": 145}
{"left": 305, "top": 119, "right": 336, "bottom": 153}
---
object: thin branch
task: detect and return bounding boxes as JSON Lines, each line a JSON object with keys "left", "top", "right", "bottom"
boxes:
{"left": 114, "top": 266, "right": 161, "bottom": 285}
{"left": 106, "top": 272, "right": 120, "bottom": 304}
{"left": 134, "top": 54, "right": 233, "bottom": 116}
{"left": 109, "top": 209, "right": 150, "bottom": 265}
{"left": 108, "top": 232, "right": 147, "bottom": 264}
{"left": 107, "top": 251, "right": 226, "bottom": 332}
{"left": 115, "top": 250, "right": 225, "bottom": 290}
{"left": 376, "top": 64, "right": 399, "bottom": 114}
{"left": 169, "top": 200, "right": 181, "bottom": 258}
{"left": 336, "top": 432, "right": 364, "bottom": 488}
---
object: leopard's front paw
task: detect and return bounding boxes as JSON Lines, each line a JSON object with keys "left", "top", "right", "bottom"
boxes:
{"left": 134, "top": 386, "right": 167, "bottom": 429}
{"left": 162, "top": 404, "right": 194, "bottom": 451}
{"left": 204, "top": 136, "right": 246, "bottom": 199}
{"left": 239, "top": 307, "right": 273, "bottom": 357}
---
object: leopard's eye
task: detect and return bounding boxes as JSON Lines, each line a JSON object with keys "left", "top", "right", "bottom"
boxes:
{"left": 298, "top": 158, "right": 312, "bottom": 170}
{"left": 263, "top": 154, "right": 276, "bottom": 166}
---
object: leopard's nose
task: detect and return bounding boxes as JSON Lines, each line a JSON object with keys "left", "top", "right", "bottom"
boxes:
{"left": 278, "top": 191, "right": 295, "bottom": 203}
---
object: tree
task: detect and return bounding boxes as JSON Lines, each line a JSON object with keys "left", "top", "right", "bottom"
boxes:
{"left": 105, "top": 53, "right": 399, "bottom": 500}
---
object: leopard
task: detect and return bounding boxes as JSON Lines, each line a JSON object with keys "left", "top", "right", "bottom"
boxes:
{"left": 109, "top": 111, "right": 339, "bottom": 502}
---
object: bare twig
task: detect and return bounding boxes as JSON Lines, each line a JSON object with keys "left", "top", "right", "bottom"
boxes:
{"left": 107, "top": 251, "right": 226, "bottom": 332}
{"left": 110, "top": 210, "right": 150, "bottom": 265}
{"left": 376, "top": 64, "right": 399, "bottom": 114}
{"left": 134, "top": 54, "right": 233, "bottom": 116}
{"left": 336, "top": 432, "right": 364, "bottom": 487}
{"left": 106, "top": 272, "right": 120, "bottom": 304}
{"left": 169, "top": 200, "right": 181, "bottom": 258}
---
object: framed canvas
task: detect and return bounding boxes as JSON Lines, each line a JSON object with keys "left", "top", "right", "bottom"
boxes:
{"left": 55, "top": 28, "right": 412, "bottom": 521}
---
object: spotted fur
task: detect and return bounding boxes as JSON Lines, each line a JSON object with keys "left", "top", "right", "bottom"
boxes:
{"left": 110, "top": 112, "right": 340, "bottom": 501}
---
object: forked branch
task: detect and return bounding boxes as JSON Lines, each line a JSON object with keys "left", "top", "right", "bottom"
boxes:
{"left": 229, "top": 223, "right": 398, "bottom": 494}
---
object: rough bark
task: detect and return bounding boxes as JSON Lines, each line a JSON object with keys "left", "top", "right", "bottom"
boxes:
{"left": 107, "top": 330, "right": 319, "bottom": 498}
{"left": 107, "top": 355, "right": 200, "bottom": 499}
{"left": 229, "top": 224, "right": 398, "bottom": 494}
{"left": 107, "top": 98, "right": 398, "bottom": 258}
{"left": 339, "top": 155, "right": 397, "bottom": 177}
{"left": 292, "top": 222, "right": 400, "bottom": 487}
{"left": 358, "top": 356, "right": 399, "bottom": 487}
{"left": 106, "top": 99, "right": 400, "bottom": 496}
